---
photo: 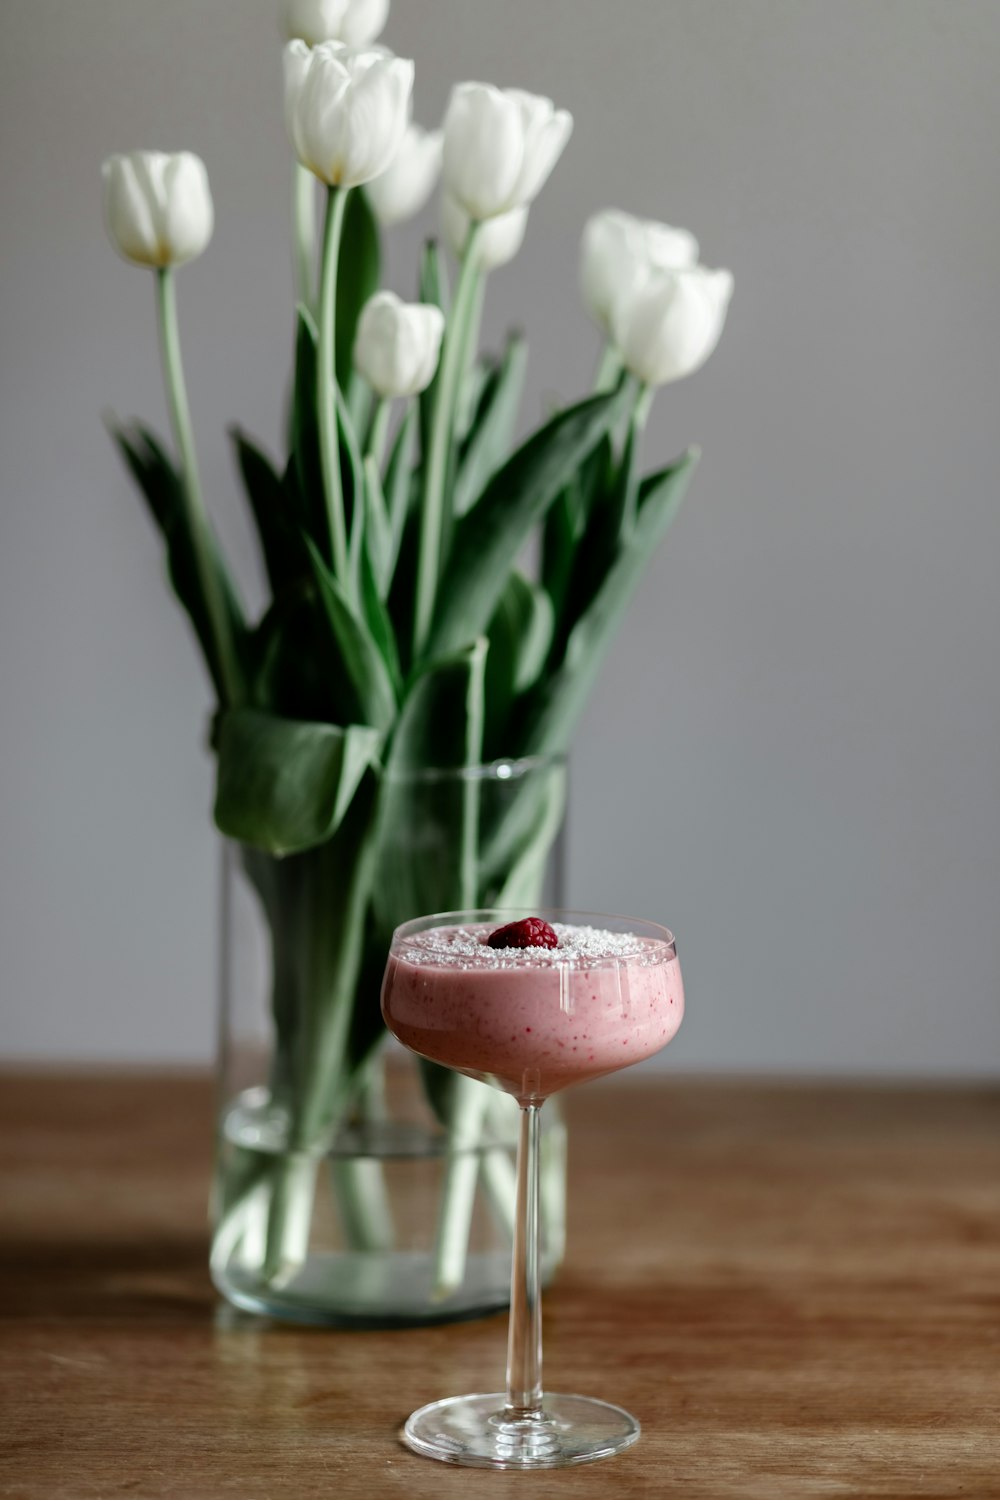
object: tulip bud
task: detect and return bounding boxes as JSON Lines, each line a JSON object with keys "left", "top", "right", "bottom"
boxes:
{"left": 612, "top": 265, "right": 734, "bottom": 388}
{"left": 442, "top": 83, "right": 572, "bottom": 222}
{"left": 581, "top": 209, "right": 699, "bottom": 337}
{"left": 285, "top": 0, "right": 389, "bottom": 47}
{"left": 284, "top": 40, "right": 414, "bottom": 188}
{"left": 441, "top": 192, "right": 527, "bottom": 271}
{"left": 102, "top": 151, "right": 213, "bottom": 270}
{"left": 354, "top": 291, "right": 445, "bottom": 398}
{"left": 365, "top": 123, "right": 442, "bottom": 227}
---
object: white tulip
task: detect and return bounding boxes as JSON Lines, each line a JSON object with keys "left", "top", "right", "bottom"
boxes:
{"left": 581, "top": 209, "right": 699, "bottom": 337}
{"left": 441, "top": 192, "right": 527, "bottom": 270}
{"left": 442, "top": 83, "right": 572, "bottom": 221}
{"left": 284, "top": 40, "right": 413, "bottom": 188}
{"left": 285, "top": 0, "right": 389, "bottom": 47}
{"left": 612, "top": 265, "right": 734, "bottom": 388}
{"left": 366, "top": 123, "right": 442, "bottom": 226}
{"left": 354, "top": 291, "right": 445, "bottom": 398}
{"left": 102, "top": 151, "right": 213, "bottom": 269}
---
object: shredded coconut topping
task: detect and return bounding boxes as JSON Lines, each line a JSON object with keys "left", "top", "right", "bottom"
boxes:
{"left": 396, "top": 922, "right": 670, "bottom": 970}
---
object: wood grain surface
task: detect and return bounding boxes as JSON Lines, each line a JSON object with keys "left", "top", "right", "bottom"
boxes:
{"left": 1, "top": 1072, "right": 998, "bottom": 1498}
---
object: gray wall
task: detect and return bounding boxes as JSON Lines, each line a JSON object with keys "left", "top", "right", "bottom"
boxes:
{"left": 2, "top": 0, "right": 998, "bottom": 1071}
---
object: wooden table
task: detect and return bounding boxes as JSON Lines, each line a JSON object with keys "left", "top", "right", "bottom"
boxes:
{"left": 1, "top": 1074, "right": 997, "bottom": 1498}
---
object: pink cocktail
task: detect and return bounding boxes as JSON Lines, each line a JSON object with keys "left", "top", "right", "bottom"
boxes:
{"left": 381, "top": 908, "right": 684, "bottom": 1469}
{"left": 383, "top": 920, "right": 683, "bottom": 1103}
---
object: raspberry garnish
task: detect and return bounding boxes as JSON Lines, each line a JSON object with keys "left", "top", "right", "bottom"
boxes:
{"left": 487, "top": 917, "right": 559, "bottom": 950}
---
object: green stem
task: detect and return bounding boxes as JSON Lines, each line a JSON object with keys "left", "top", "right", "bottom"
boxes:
{"left": 293, "top": 164, "right": 316, "bottom": 315}
{"left": 366, "top": 396, "right": 392, "bottom": 471}
{"left": 455, "top": 273, "right": 486, "bottom": 438}
{"left": 413, "top": 224, "right": 483, "bottom": 658}
{"left": 594, "top": 342, "right": 623, "bottom": 393}
{"left": 633, "top": 381, "right": 654, "bottom": 430}
{"left": 318, "top": 186, "right": 350, "bottom": 582}
{"left": 622, "top": 383, "right": 654, "bottom": 538}
{"left": 154, "top": 269, "right": 242, "bottom": 707}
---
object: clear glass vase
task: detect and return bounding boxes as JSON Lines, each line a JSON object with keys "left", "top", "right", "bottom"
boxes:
{"left": 211, "top": 755, "right": 568, "bottom": 1327}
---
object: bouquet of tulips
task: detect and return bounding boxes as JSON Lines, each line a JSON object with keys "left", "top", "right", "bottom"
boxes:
{"left": 103, "top": 0, "right": 732, "bottom": 1299}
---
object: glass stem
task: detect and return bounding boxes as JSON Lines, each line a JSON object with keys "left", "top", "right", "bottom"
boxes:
{"left": 505, "top": 1102, "right": 543, "bottom": 1417}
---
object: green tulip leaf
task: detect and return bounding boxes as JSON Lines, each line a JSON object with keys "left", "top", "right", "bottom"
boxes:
{"left": 542, "top": 431, "right": 613, "bottom": 628}
{"left": 454, "top": 334, "right": 528, "bottom": 518}
{"left": 111, "top": 421, "right": 249, "bottom": 702}
{"left": 358, "top": 518, "right": 403, "bottom": 697}
{"left": 335, "top": 188, "right": 380, "bottom": 389}
{"left": 522, "top": 449, "right": 699, "bottom": 756}
{"left": 428, "top": 381, "right": 631, "bottom": 660}
{"left": 483, "top": 570, "right": 554, "bottom": 755}
{"left": 231, "top": 428, "right": 303, "bottom": 597}
{"left": 213, "top": 707, "right": 382, "bottom": 856}
{"left": 289, "top": 304, "right": 329, "bottom": 551}
{"left": 303, "top": 537, "right": 398, "bottom": 732}
{"left": 373, "top": 637, "right": 487, "bottom": 948}
{"left": 492, "top": 770, "right": 567, "bottom": 908}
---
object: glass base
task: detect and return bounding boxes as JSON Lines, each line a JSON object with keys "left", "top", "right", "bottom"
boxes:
{"left": 401, "top": 1393, "right": 640, "bottom": 1469}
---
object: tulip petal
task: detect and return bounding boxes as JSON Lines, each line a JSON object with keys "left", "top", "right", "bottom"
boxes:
{"left": 284, "top": 40, "right": 315, "bottom": 165}
{"left": 336, "top": 55, "right": 413, "bottom": 184}
{"left": 507, "top": 90, "right": 573, "bottom": 207}
{"left": 103, "top": 150, "right": 213, "bottom": 269}
{"left": 443, "top": 84, "right": 525, "bottom": 220}
{"left": 366, "top": 123, "right": 442, "bottom": 226}
{"left": 161, "top": 153, "right": 213, "bottom": 266}
{"left": 619, "top": 266, "right": 733, "bottom": 386}
{"left": 354, "top": 290, "right": 444, "bottom": 397}
{"left": 104, "top": 154, "right": 161, "bottom": 266}
{"left": 442, "top": 193, "right": 527, "bottom": 270}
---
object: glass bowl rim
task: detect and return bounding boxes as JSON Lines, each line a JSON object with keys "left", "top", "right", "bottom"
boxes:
{"left": 388, "top": 907, "right": 677, "bottom": 968}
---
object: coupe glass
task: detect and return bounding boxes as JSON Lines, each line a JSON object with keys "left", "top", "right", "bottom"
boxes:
{"left": 380, "top": 907, "right": 684, "bottom": 1469}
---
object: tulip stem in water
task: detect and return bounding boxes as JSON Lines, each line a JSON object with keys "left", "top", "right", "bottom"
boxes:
{"left": 292, "top": 165, "right": 317, "bottom": 316}
{"left": 413, "top": 223, "right": 482, "bottom": 659}
{"left": 318, "top": 186, "right": 351, "bottom": 584}
{"left": 155, "top": 268, "right": 242, "bottom": 708}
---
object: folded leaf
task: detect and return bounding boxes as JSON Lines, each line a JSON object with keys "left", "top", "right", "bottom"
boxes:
{"left": 374, "top": 638, "right": 487, "bottom": 933}
{"left": 231, "top": 429, "right": 303, "bottom": 597}
{"left": 521, "top": 450, "right": 699, "bottom": 756}
{"left": 454, "top": 334, "right": 528, "bottom": 518}
{"left": 542, "top": 431, "right": 612, "bottom": 632}
{"left": 387, "top": 637, "right": 487, "bottom": 774}
{"left": 428, "top": 381, "right": 631, "bottom": 660}
{"left": 304, "top": 537, "right": 398, "bottom": 732}
{"left": 111, "top": 422, "right": 248, "bottom": 701}
{"left": 214, "top": 708, "right": 382, "bottom": 856}
{"left": 358, "top": 526, "right": 403, "bottom": 697}
{"left": 483, "top": 571, "right": 554, "bottom": 755}
{"left": 289, "top": 304, "right": 328, "bottom": 552}
{"left": 335, "top": 189, "right": 380, "bottom": 390}
{"left": 248, "top": 582, "right": 347, "bottom": 723}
